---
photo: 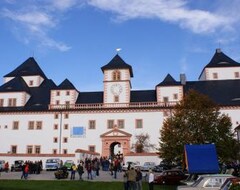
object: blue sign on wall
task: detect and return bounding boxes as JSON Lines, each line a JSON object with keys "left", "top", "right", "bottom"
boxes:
{"left": 71, "top": 126, "right": 85, "bottom": 137}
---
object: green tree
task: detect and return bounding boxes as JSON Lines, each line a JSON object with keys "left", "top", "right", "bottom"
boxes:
{"left": 158, "top": 89, "right": 240, "bottom": 163}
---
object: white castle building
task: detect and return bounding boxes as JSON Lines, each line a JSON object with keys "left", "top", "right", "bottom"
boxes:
{"left": 0, "top": 48, "right": 240, "bottom": 165}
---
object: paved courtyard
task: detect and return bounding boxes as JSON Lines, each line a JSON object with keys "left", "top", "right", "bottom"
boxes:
{"left": 0, "top": 170, "right": 148, "bottom": 182}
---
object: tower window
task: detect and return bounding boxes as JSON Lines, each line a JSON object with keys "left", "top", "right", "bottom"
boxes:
{"left": 213, "top": 73, "right": 218, "bottom": 79}
{"left": 114, "top": 95, "right": 119, "bottom": 102}
{"left": 112, "top": 70, "right": 121, "bottom": 81}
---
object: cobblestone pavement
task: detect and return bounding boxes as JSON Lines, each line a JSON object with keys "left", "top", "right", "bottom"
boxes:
{"left": 0, "top": 170, "right": 149, "bottom": 182}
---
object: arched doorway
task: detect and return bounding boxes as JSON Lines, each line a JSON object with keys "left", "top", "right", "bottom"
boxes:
{"left": 100, "top": 128, "right": 132, "bottom": 157}
{"left": 109, "top": 142, "right": 122, "bottom": 158}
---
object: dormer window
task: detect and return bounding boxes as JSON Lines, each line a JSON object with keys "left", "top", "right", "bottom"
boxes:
{"left": 29, "top": 80, "right": 33, "bottom": 86}
{"left": 112, "top": 70, "right": 121, "bottom": 81}
{"left": 213, "top": 73, "right": 218, "bottom": 79}
{"left": 235, "top": 72, "right": 240, "bottom": 78}
{"left": 8, "top": 98, "right": 16, "bottom": 106}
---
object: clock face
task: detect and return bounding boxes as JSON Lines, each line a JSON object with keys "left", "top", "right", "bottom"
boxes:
{"left": 111, "top": 84, "right": 123, "bottom": 95}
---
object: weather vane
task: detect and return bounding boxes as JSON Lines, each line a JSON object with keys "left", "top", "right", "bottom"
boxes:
{"left": 116, "top": 48, "right": 122, "bottom": 54}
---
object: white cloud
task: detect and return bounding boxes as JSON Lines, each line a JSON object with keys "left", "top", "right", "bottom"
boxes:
{"left": 1, "top": 2, "right": 71, "bottom": 52}
{"left": 88, "top": 0, "right": 236, "bottom": 34}
{"left": 51, "top": 0, "right": 79, "bottom": 11}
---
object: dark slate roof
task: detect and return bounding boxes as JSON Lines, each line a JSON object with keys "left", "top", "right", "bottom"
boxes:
{"left": 76, "top": 92, "right": 103, "bottom": 104}
{"left": 199, "top": 49, "right": 240, "bottom": 79}
{"left": 184, "top": 80, "right": 240, "bottom": 106}
{"left": 4, "top": 57, "right": 47, "bottom": 79}
{"left": 130, "top": 90, "right": 156, "bottom": 102}
{"left": 56, "top": 79, "right": 76, "bottom": 90}
{"left": 156, "top": 74, "right": 181, "bottom": 86}
{"left": 0, "top": 77, "right": 30, "bottom": 93}
{"left": 101, "top": 54, "right": 133, "bottom": 77}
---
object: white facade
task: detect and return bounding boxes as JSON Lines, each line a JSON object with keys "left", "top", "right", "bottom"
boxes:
{"left": 0, "top": 50, "right": 240, "bottom": 166}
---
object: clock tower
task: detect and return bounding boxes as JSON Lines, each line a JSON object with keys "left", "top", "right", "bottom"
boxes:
{"left": 101, "top": 54, "right": 133, "bottom": 104}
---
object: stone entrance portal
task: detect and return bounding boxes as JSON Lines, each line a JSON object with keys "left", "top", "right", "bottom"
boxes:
{"left": 100, "top": 128, "right": 132, "bottom": 157}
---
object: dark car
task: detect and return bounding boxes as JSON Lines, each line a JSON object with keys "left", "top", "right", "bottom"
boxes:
{"left": 154, "top": 170, "right": 188, "bottom": 185}
{"left": 11, "top": 160, "right": 24, "bottom": 172}
{"left": 54, "top": 166, "right": 69, "bottom": 179}
{"left": 153, "top": 165, "right": 171, "bottom": 173}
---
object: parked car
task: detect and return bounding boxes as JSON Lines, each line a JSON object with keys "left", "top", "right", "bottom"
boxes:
{"left": 140, "top": 162, "right": 156, "bottom": 171}
{"left": 64, "top": 160, "right": 74, "bottom": 170}
{"left": 11, "top": 160, "right": 24, "bottom": 172}
{"left": 154, "top": 169, "right": 188, "bottom": 185}
{"left": 153, "top": 164, "right": 170, "bottom": 173}
{"left": 122, "top": 161, "right": 140, "bottom": 171}
{"left": 45, "top": 158, "right": 62, "bottom": 171}
{"left": 177, "top": 174, "right": 235, "bottom": 190}
{"left": 0, "top": 160, "right": 5, "bottom": 171}
{"left": 54, "top": 166, "right": 69, "bottom": 179}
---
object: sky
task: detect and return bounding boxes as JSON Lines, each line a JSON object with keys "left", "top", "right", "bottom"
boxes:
{"left": 0, "top": 0, "right": 240, "bottom": 91}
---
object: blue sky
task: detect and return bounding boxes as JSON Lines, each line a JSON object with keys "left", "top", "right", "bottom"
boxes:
{"left": 0, "top": 0, "right": 240, "bottom": 91}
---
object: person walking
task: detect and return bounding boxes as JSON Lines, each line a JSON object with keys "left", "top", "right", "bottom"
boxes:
{"left": 136, "top": 168, "right": 143, "bottom": 190}
{"left": 70, "top": 164, "right": 77, "bottom": 180}
{"left": 148, "top": 169, "right": 154, "bottom": 190}
{"left": 77, "top": 162, "right": 84, "bottom": 180}
{"left": 86, "top": 162, "right": 93, "bottom": 180}
{"left": 127, "top": 167, "right": 137, "bottom": 190}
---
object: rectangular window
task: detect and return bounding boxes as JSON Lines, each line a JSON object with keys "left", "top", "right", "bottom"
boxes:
{"left": 89, "top": 145, "right": 95, "bottom": 152}
{"left": 235, "top": 72, "right": 240, "bottom": 78}
{"left": 213, "top": 73, "right": 218, "bottom": 79}
{"left": 173, "top": 94, "right": 178, "bottom": 100}
{"left": 53, "top": 137, "right": 58, "bottom": 143}
{"left": 28, "top": 121, "right": 34, "bottom": 130}
{"left": 89, "top": 120, "right": 96, "bottom": 129}
{"left": 11, "top": 145, "right": 17, "bottom": 154}
{"left": 64, "top": 124, "right": 68, "bottom": 130}
{"left": 13, "top": 121, "right": 19, "bottom": 130}
{"left": 117, "top": 120, "right": 125, "bottom": 128}
{"left": 114, "top": 95, "right": 119, "bottom": 102}
{"left": 36, "top": 121, "right": 42, "bottom": 130}
{"left": 35, "top": 146, "right": 41, "bottom": 154}
{"left": 63, "top": 149, "right": 68, "bottom": 154}
{"left": 107, "top": 120, "right": 114, "bottom": 129}
{"left": 66, "top": 91, "right": 70, "bottom": 96}
{"left": 64, "top": 113, "right": 69, "bottom": 119}
{"left": 56, "top": 100, "right": 60, "bottom": 105}
{"left": 54, "top": 114, "right": 59, "bottom": 119}
{"left": 135, "top": 119, "right": 143, "bottom": 129}
{"left": 54, "top": 124, "right": 58, "bottom": 130}
{"left": 27, "top": 145, "right": 33, "bottom": 154}
{"left": 0, "top": 99, "right": 4, "bottom": 107}
{"left": 8, "top": 98, "right": 16, "bottom": 106}
{"left": 29, "top": 80, "right": 33, "bottom": 86}
{"left": 53, "top": 149, "right": 57, "bottom": 154}
{"left": 56, "top": 91, "right": 60, "bottom": 96}
{"left": 65, "top": 101, "right": 70, "bottom": 109}
{"left": 163, "top": 97, "right": 169, "bottom": 102}
{"left": 63, "top": 137, "right": 68, "bottom": 143}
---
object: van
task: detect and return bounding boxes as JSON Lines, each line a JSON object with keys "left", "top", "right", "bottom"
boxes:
{"left": 45, "top": 158, "right": 62, "bottom": 171}
{"left": 0, "top": 160, "right": 5, "bottom": 171}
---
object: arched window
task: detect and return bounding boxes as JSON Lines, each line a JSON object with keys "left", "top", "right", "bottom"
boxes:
{"left": 112, "top": 70, "right": 121, "bottom": 81}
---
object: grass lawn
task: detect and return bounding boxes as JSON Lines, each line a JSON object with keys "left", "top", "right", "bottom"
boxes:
{"left": 0, "top": 180, "right": 177, "bottom": 190}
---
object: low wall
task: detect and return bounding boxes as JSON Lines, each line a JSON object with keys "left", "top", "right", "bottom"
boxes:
{"left": 124, "top": 152, "right": 161, "bottom": 165}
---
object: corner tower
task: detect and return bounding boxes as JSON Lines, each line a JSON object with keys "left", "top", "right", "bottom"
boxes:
{"left": 101, "top": 54, "right": 133, "bottom": 104}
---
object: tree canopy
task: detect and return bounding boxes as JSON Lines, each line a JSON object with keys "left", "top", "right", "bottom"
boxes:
{"left": 158, "top": 89, "right": 240, "bottom": 163}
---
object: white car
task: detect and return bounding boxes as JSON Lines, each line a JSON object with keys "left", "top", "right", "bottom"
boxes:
{"left": 140, "top": 162, "right": 156, "bottom": 171}
{"left": 45, "top": 158, "right": 62, "bottom": 171}
{"left": 122, "top": 161, "right": 140, "bottom": 171}
{"left": 178, "top": 174, "right": 235, "bottom": 190}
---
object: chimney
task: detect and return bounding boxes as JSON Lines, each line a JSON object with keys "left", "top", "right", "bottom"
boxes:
{"left": 180, "top": 74, "right": 186, "bottom": 85}
{"left": 216, "top": 48, "right": 221, "bottom": 53}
